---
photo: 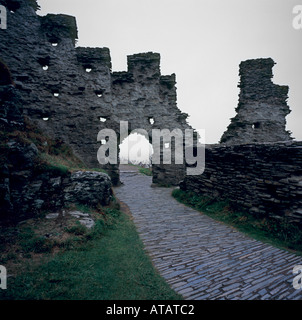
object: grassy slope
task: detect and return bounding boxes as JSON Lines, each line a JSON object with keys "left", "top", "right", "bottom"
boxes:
{"left": 1, "top": 208, "right": 182, "bottom": 300}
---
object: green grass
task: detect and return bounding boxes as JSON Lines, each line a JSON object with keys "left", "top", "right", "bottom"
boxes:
{"left": 139, "top": 167, "right": 152, "bottom": 176}
{"left": 0, "top": 208, "right": 182, "bottom": 300}
{"left": 172, "top": 189, "right": 302, "bottom": 255}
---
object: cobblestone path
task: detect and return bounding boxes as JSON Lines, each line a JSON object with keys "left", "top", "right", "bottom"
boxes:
{"left": 114, "top": 168, "right": 302, "bottom": 300}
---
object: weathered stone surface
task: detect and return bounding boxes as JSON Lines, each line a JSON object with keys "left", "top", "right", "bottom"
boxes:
{"left": 0, "top": 85, "right": 24, "bottom": 129}
{"left": 0, "top": 139, "right": 67, "bottom": 222}
{"left": 180, "top": 141, "right": 302, "bottom": 224}
{"left": 46, "top": 210, "right": 96, "bottom": 229}
{"left": 63, "top": 171, "right": 112, "bottom": 207}
{"left": 220, "top": 58, "right": 292, "bottom": 144}
{"left": 0, "top": 136, "right": 113, "bottom": 222}
{"left": 0, "top": 84, "right": 112, "bottom": 222}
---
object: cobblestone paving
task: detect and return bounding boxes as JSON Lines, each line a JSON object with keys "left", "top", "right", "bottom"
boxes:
{"left": 114, "top": 169, "right": 302, "bottom": 300}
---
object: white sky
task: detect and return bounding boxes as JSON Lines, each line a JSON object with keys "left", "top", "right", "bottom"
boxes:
{"left": 37, "top": 0, "right": 302, "bottom": 143}
{"left": 119, "top": 133, "right": 153, "bottom": 164}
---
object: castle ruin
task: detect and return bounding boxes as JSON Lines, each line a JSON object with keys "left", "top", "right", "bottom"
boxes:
{"left": 1, "top": 0, "right": 301, "bottom": 225}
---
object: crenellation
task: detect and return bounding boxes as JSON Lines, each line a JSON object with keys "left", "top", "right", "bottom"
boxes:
{"left": 112, "top": 71, "right": 134, "bottom": 85}
{"left": 127, "top": 52, "right": 161, "bottom": 77}
{"left": 76, "top": 47, "right": 112, "bottom": 70}
{"left": 40, "top": 14, "right": 78, "bottom": 46}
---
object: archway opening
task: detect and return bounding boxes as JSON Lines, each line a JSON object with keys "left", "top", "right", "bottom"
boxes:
{"left": 119, "top": 132, "right": 153, "bottom": 168}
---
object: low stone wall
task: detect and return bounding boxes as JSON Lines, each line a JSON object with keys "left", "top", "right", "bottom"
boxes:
{"left": 180, "top": 141, "right": 302, "bottom": 223}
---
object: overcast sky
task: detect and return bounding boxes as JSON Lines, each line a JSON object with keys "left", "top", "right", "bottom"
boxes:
{"left": 37, "top": 0, "right": 302, "bottom": 144}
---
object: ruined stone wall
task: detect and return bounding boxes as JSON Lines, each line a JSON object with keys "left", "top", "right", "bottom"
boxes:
{"left": 0, "top": 0, "right": 191, "bottom": 185}
{"left": 180, "top": 57, "right": 301, "bottom": 224}
{"left": 180, "top": 142, "right": 302, "bottom": 224}
{"left": 0, "top": 82, "right": 113, "bottom": 223}
{"left": 220, "top": 58, "right": 292, "bottom": 144}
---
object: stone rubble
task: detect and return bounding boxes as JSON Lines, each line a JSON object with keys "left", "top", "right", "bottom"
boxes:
{"left": 46, "top": 210, "right": 95, "bottom": 229}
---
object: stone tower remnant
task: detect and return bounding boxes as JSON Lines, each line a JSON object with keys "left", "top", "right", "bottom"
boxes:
{"left": 220, "top": 58, "right": 292, "bottom": 144}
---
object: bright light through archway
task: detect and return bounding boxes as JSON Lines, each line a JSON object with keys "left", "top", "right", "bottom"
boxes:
{"left": 119, "top": 133, "right": 153, "bottom": 165}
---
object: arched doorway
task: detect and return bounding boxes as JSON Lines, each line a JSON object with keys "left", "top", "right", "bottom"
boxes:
{"left": 119, "top": 132, "right": 153, "bottom": 168}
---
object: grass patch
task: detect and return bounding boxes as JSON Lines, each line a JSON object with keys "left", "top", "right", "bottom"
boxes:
{"left": 172, "top": 189, "right": 302, "bottom": 255}
{"left": 139, "top": 167, "right": 152, "bottom": 176}
{"left": 0, "top": 205, "right": 182, "bottom": 300}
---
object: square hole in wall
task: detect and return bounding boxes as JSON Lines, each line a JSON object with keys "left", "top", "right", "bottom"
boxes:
{"left": 38, "top": 57, "right": 50, "bottom": 70}
{"left": 148, "top": 117, "right": 155, "bottom": 125}
{"left": 95, "top": 90, "right": 104, "bottom": 97}
{"left": 253, "top": 122, "right": 261, "bottom": 129}
{"left": 99, "top": 117, "right": 107, "bottom": 122}
{"left": 83, "top": 65, "right": 92, "bottom": 73}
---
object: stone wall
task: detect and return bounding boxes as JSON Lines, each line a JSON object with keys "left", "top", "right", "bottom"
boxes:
{"left": 180, "top": 142, "right": 302, "bottom": 224}
{"left": 181, "top": 57, "right": 302, "bottom": 225}
{"left": 0, "top": 82, "right": 112, "bottom": 224}
{"left": 220, "top": 58, "right": 292, "bottom": 144}
{"left": 0, "top": 0, "right": 192, "bottom": 185}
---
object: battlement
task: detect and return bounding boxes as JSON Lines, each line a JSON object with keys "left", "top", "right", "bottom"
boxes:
{"left": 239, "top": 58, "right": 275, "bottom": 84}
{"left": 76, "top": 47, "right": 112, "bottom": 70}
{"left": 40, "top": 14, "right": 78, "bottom": 45}
{"left": 127, "top": 52, "right": 161, "bottom": 76}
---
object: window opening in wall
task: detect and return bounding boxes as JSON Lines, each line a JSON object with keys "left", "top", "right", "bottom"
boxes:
{"left": 149, "top": 117, "right": 155, "bottom": 125}
{"left": 95, "top": 90, "right": 103, "bottom": 97}
{"left": 252, "top": 122, "right": 261, "bottom": 130}
{"left": 99, "top": 117, "right": 107, "bottom": 123}
{"left": 38, "top": 57, "right": 50, "bottom": 70}
{"left": 42, "top": 117, "right": 49, "bottom": 121}
{"left": 100, "top": 139, "right": 106, "bottom": 145}
{"left": 164, "top": 142, "right": 170, "bottom": 149}
{"left": 7, "top": 2, "right": 20, "bottom": 13}
{"left": 85, "top": 68, "right": 92, "bottom": 73}
{"left": 51, "top": 43, "right": 58, "bottom": 47}
{"left": 53, "top": 92, "right": 59, "bottom": 97}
